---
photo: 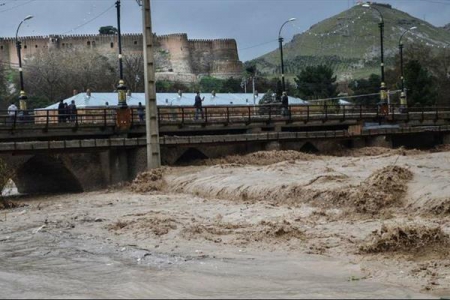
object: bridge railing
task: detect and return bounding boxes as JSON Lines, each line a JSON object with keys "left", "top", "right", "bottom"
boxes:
{"left": 0, "top": 104, "right": 449, "bottom": 128}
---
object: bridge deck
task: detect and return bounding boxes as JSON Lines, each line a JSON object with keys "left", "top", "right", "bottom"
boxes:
{"left": 0, "top": 125, "right": 448, "bottom": 154}
{"left": 0, "top": 104, "right": 448, "bottom": 142}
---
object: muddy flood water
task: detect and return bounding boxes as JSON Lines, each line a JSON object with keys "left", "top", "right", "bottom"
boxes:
{"left": 0, "top": 229, "right": 431, "bottom": 298}
{"left": 1, "top": 148, "right": 450, "bottom": 298}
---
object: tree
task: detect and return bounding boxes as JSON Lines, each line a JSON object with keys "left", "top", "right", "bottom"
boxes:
{"left": 99, "top": 26, "right": 118, "bottom": 35}
{"left": 221, "top": 77, "right": 241, "bottom": 93}
{"left": 349, "top": 74, "right": 381, "bottom": 104}
{"left": 259, "top": 89, "right": 275, "bottom": 104}
{"left": 0, "top": 62, "right": 8, "bottom": 105}
{"left": 22, "top": 49, "right": 116, "bottom": 108}
{"left": 294, "top": 65, "right": 337, "bottom": 100}
{"left": 198, "top": 76, "right": 223, "bottom": 93}
{"left": 404, "top": 60, "right": 437, "bottom": 106}
{"left": 155, "top": 80, "right": 189, "bottom": 93}
{"left": 122, "top": 53, "right": 145, "bottom": 92}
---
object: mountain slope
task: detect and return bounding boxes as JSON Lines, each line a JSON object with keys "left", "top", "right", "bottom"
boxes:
{"left": 250, "top": 3, "right": 450, "bottom": 81}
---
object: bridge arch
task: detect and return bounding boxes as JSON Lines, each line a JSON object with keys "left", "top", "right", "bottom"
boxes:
{"left": 175, "top": 147, "right": 209, "bottom": 165}
{"left": 15, "top": 155, "right": 83, "bottom": 194}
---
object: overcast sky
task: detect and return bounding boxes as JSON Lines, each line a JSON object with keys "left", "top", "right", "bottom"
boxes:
{"left": 1, "top": 0, "right": 449, "bottom": 61}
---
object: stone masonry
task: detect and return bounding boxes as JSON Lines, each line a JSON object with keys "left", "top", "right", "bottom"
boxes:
{"left": 0, "top": 33, "right": 243, "bottom": 83}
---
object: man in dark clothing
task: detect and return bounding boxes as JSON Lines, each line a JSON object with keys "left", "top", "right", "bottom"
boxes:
{"left": 281, "top": 92, "right": 289, "bottom": 117}
{"left": 194, "top": 92, "right": 205, "bottom": 120}
{"left": 137, "top": 102, "right": 145, "bottom": 122}
{"left": 69, "top": 100, "right": 77, "bottom": 122}
{"left": 63, "top": 103, "right": 69, "bottom": 122}
{"left": 58, "top": 100, "right": 65, "bottom": 123}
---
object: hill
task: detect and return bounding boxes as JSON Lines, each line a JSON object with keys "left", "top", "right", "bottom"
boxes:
{"left": 249, "top": 3, "right": 450, "bottom": 81}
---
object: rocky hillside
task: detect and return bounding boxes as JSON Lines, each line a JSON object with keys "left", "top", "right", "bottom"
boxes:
{"left": 250, "top": 3, "right": 450, "bottom": 81}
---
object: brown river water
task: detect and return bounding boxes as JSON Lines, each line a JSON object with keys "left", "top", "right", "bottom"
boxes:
{"left": 0, "top": 226, "right": 433, "bottom": 298}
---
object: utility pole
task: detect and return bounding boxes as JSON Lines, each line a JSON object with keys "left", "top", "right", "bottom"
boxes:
{"left": 140, "top": 0, "right": 161, "bottom": 169}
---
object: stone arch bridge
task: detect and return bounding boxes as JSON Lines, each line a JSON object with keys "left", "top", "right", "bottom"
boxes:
{"left": 1, "top": 104, "right": 450, "bottom": 194}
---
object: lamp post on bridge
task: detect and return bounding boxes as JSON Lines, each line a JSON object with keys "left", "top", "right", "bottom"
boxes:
{"left": 15, "top": 15, "right": 33, "bottom": 113}
{"left": 115, "top": 0, "right": 133, "bottom": 131}
{"left": 116, "top": 0, "right": 127, "bottom": 109}
{"left": 362, "top": 3, "right": 388, "bottom": 112}
{"left": 278, "top": 18, "right": 296, "bottom": 93}
{"left": 399, "top": 26, "right": 417, "bottom": 113}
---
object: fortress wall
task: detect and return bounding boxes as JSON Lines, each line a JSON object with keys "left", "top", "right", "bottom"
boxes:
{"left": 211, "top": 39, "right": 242, "bottom": 76}
{"left": 0, "top": 39, "right": 12, "bottom": 64}
{"left": 0, "top": 33, "right": 242, "bottom": 79}
{"left": 157, "top": 33, "right": 193, "bottom": 74}
{"left": 212, "top": 39, "right": 240, "bottom": 61}
{"left": 211, "top": 61, "right": 243, "bottom": 78}
{"left": 1, "top": 36, "right": 49, "bottom": 66}
{"left": 189, "top": 39, "right": 213, "bottom": 74}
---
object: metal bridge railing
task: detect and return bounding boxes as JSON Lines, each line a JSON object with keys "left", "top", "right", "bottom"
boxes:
{"left": 0, "top": 104, "right": 449, "bottom": 129}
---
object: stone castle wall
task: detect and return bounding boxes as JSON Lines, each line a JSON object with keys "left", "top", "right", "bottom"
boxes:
{"left": 0, "top": 33, "right": 243, "bottom": 82}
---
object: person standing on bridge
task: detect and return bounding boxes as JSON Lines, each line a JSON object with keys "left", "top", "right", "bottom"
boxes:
{"left": 7, "top": 102, "right": 18, "bottom": 124}
{"left": 58, "top": 100, "right": 65, "bottom": 123}
{"left": 137, "top": 102, "right": 145, "bottom": 122}
{"left": 281, "top": 92, "right": 289, "bottom": 117}
{"left": 194, "top": 92, "right": 205, "bottom": 120}
{"left": 69, "top": 100, "right": 77, "bottom": 122}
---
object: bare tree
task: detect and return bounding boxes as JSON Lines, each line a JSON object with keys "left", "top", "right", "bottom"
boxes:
{"left": 23, "top": 49, "right": 117, "bottom": 107}
{"left": 122, "top": 53, "right": 145, "bottom": 93}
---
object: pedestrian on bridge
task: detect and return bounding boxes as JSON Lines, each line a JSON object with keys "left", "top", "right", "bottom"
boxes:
{"left": 69, "top": 100, "right": 77, "bottom": 122}
{"left": 7, "top": 102, "right": 17, "bottom": 124}
{"left": 194, "top": 92, "right": 205, "bottom": 120}
{"left": 58, "top": 100, "right": 65, "bottom": 123}
{"left": 281, "top": 92, "right": 289, "bottom": 117}
{"left": 137, "top": 102, "right": 145, "bottom": 122}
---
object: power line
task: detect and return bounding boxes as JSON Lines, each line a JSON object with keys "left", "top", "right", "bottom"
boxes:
{"left": 239, "top": 39, "right": 278, "bottom": 51}
{"left": 0, "top": 0, "right": 36, "bottom": 13}
{"left": 61, "top": 3, "right": 116, "bottom": 35}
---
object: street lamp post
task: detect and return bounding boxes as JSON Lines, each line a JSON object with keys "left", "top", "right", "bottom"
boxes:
{"left": 278, "top": 18, "right": 296, "bottom": 93}
{"left": 399, "top": 26, "right": 417, "bottom": 112}
{"left": 362, "top": 3, "right": 387, "bottom": 107}
{"left": 116, "top": 0, "right": 127, "bottom": 109}
{"left": 15, "top": 15, "right": 33, "bottom": 112}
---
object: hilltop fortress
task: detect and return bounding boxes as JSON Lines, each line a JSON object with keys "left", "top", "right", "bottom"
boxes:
{"left": 0, "top": 33, "right": 243, "bottom": 82}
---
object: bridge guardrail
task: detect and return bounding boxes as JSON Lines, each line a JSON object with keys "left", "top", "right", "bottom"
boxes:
{"left": 0, "top": 104, "right": 448, "bottom": 130}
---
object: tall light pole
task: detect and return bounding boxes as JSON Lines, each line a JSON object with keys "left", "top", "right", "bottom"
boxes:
{"left": 399, "top": 26, "right": 417, "bottom": 112}
{"left": 15, "top": 15, "right": 33, "bottom": 111}
{"left": 362, "top": 3, "right": 387, "bottom": 104}
{"left": 116, "top": 0, "right": 127, "bottom": 109}
{"left": 278, "top": 18, "right": 296, "bottom": 93}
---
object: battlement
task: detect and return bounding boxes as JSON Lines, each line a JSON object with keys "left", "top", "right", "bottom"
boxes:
{"left": 157, "top": 33, "right": 188, "bottom": 40}
{"left": 0, "top": 32, "right": 242, "bottom": 79}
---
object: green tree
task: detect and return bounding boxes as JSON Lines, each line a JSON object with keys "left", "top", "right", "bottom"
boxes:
{"left": 0, "top": 63, "right": 8, "bottom": 104}
{"left": 404, "top": 60, "right": 437, "bottom": 106}
{"left": 349, "top": 74, "right": 381, "bottom": 104}
{"left": 155, "top": 80, "right": 189, "bottom": 93}
{"left": 198, "top": 76, "right": 223, "bottom": 93}
{"left": 259, "top": 89, "right": 275, "bottom": 104}
{"left": 294, "top": 65, "right": 337, "bottom": 100}
{"left": 99, "top": 26, "right": 118, "bottom": 35}
{"left": 221, "top": 77, "right": 241, "bottom": 93}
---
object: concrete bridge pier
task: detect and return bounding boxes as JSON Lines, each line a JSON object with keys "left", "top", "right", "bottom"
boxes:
{"left": 443, "top": 134, "right": 450, "bottom": 145}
